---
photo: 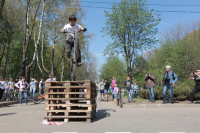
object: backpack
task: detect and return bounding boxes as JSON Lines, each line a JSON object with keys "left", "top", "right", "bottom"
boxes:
{"left": 162, "top": 71, "right": 175, "bottom": 85}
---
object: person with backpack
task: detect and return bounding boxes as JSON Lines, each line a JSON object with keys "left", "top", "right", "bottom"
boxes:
{"left": 163, "top": 65, "right": 178, "bottom": 104}
{"left": 125, "top": 76, "right": 133, "bottom": 103}
{"left": 145, "top": 72, "right": 156, "bottom": 102}
{"left": 15, "top": 76, "right": 29, "bottom": 105}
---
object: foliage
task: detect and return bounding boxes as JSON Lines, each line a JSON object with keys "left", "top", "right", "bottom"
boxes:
{"left": 99, "top": 56, "right": 127, "bottom": 87}
{"left": 0, "top": 0, "right": 97, "bottom": 82}
{"left": 135, "top": 23, "right": 200, "bottom": 101}
{"left": 102, "top": 0, "right": 160, "bottom": 77}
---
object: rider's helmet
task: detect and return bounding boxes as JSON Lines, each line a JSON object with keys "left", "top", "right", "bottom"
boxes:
{"left": 69, "top": 15, "right": 76, "bottom": 22}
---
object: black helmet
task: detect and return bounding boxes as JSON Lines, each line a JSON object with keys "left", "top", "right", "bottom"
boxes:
{"left": 69, "top": 15, "right": 76, "bottom": 22}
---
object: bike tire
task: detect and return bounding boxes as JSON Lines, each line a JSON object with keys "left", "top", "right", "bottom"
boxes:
{"left": 71, "top": 63, "right": 76, "bottom": 81}
{"left": 9, "top": 91, "right": 14, "bottom": 101}
{"left": 117, "top": 95, "right": 120, "bottom": 106}
{"left": 120, "top": 94, "right": 123, "bottom": 108}
{"left": 33, "top": 93, "right": 41, "bottom": 104}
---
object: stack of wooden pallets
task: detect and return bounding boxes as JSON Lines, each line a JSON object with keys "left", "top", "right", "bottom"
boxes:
{"left": 44, "top": 80, "right": 97, "bottom": 123}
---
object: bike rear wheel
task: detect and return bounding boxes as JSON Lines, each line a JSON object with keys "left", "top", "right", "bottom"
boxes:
{"left": 120, "top": 93, "right": 123, "bottom": 108}
{"left": 34, "top": 93, "right": 43, "bottom": 104}
{"left": 9, "top": 91, "right": 14, "bottom": 101}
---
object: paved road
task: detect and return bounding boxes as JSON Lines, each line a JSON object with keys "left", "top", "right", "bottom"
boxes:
{"left": 0, "top": 101, "right": 200, "bottom": 133}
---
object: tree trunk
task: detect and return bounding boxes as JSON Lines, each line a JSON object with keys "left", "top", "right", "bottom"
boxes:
{"left": 0, "top": 0, "right": 5, "bottom": 20}
{"left": 50, "top": 42, "right": 55, "bottom": 76}
{"left": 41, "top": 34, "right": 49, "bottom": 73}
{"left": 21, "top": 0, "right": 41, "bottom": 79}
{"left": 3, "top": 40, "right": 10, "bottom": 79}
{"left": 61, "top": 59, "right": 65, "bottom": 81}
{"left": 0, "top": 43, "right": 6, "bottom": 70}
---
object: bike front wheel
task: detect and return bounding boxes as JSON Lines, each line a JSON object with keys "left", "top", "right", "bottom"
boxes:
{"left": 34, "top": 93, "right": 43, "bottom": 104}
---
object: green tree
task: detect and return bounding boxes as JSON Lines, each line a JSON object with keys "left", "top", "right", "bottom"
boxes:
{"left": 102, "top": 0, "right": 160, "bottom": 78}
{"left": 100, "top": 56, "right": 127, "bottom": 87}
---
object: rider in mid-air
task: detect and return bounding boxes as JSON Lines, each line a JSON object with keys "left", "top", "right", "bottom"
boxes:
{"left": 61, "top": 15, "right": 87, "bottom": 66}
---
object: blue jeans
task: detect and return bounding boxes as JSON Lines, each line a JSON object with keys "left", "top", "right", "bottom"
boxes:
{"left": 113, "top": 92, "right": 117, "bottom": 99}
{"left": 163, "top": 84, "right": 173, "bottom": 103}
{"left": 30, "top": 87, "right": 36, "bottom": 100}
{"left": 127, "top": 90, "right": 131, "bottom": 102}
{"left": 130, "top": 90, "right": 134, "bottom": 102}
{"left": 133, "top": 90, "right": 138, "bottom": 98}
{"left": 6, "top": 88, "right": 11, "bottom": 100}
{"left": 19, "top": 90, "right": 28, "bottom": 104}
{"left": 148, "top": 87, "right": 155, "bottom": 102}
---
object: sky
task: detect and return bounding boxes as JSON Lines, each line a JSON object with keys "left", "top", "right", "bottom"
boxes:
{"left": 80, "top": 0, "right": 200, "bottom": 71}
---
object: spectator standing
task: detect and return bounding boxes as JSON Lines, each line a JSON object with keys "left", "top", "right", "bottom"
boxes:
{"left": 145, "top": 72, "right": 156, "bottom": 102}
{"left": 39, "top": 79, "right": 44, "bottom": 95}
{"left": 125, "top": 76, "right": 133, "bottom": 103}
{"left": 113, "top": 84, "right": 118, "bottom": 100}
{"left": 99, "top": 79, "right": 105, "bottom": 101}
{"left": 133, "top": 83, "right": 139, "bottom": 98}
{"left": 104, "top": 80, "right": 110, "bottom": 102}
{"left": 130, "top": 83, "right": 139, "bottom": 102}
{"left": 162, "top": 65, "right": 178, "bottom": 104}
{"left": 29, "top": 78, "right": 38, "bottom": 100}
{"left": 15, "top": 76, "right": 29, "bottom": 105}
{"left": 0, "top": 76, "right": 8, "bottom": 100}
{"left": 46, "top": 74, "right": 56, "bottom": 82}
{"left": 189, "top": 70, "right": 200, "bottom": 103}
{"left": 7, "top": 77, "right": 15, "bottom": 101}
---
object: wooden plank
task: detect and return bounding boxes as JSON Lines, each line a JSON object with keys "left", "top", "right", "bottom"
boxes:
{"left": 46, "top": 92, "right": 66, "bottom": 94}
{"left": 44, "top": 116, "right": 67, "bottom": 119}
{"left": 66, "top": 98, "right": 91, "bottom": 100}
{"left": 46, "top": 98, "right": 66, "bottom": 100}
{"left": 46, "top": 110, "right": 92, "bottom": 113}
{"left": 69, "top": 86, "right": 89, "bottom": 89}
{"left": 46, "top": 110, "right": 67, "bottom": 113}
{"left": 65, "top": 104, "right": 94, "bottom": 107}
{"left": 65, "top": 118, "right": 92, "bottom": 123}
{"left": 46, "top": 86, "right": 67, "bottom": 89}
{"left": 65, "top": 116, "right": 91, "bottom": 118}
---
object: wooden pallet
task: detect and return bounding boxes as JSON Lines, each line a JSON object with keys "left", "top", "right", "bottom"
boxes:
{"left": 45, "top": 81, "right": 96, "bottom": 94}
{"left": 45, "top": 93, "right": 96, "bottom": 100}
{"left": 45, "top": 98, "right": 96, "bottom": 105}
{"left": 44, "top": 80, "right": 97, "bottom": 123}
{"left": 44, "top": 110, "right": 94, "bottom": 123}
{"left": 45, "top": 103, "right": 96, "bottom": 111}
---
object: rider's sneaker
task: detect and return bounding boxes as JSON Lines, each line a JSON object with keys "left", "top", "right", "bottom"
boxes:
{"left": 77, "top": 62, "right": 84, "bottom": 66}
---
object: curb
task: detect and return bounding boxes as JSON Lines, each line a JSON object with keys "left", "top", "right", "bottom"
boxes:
{"left": 124, "top": 103, "right": 200, "bottom": 108}
{"left": 0, "top": 100, "right": 19, "bottom": 107}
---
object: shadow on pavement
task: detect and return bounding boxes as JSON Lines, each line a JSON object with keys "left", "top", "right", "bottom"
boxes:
{"left": 0, "top": 113, "right": 16, "bottom": 116}
{"left": 29, "top": 102, "right": 45, "bottom": 106}
{"left": 0, "top": 104, "right": 18, "bottom": 108}
{"left": 92, "top": 109, "right": 116, "bottom": 122}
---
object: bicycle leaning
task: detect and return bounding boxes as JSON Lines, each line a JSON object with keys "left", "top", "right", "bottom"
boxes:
{"left": 117, "top": 87, "right": 123, "bottom": 108}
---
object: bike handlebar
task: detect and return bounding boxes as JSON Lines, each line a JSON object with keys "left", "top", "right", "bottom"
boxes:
{"left": 60, "top": 28, "right": 87, "bottom": 34}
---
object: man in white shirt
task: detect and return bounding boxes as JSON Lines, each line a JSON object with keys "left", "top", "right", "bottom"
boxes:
{"left": 45, "top": 74, "right": 56, "bottom": 82}
{"left": 0, "top": 76, "right": 8, "bottom": 100}
{"left": 61, "top": 15, "right": 87, "bottom": 66}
